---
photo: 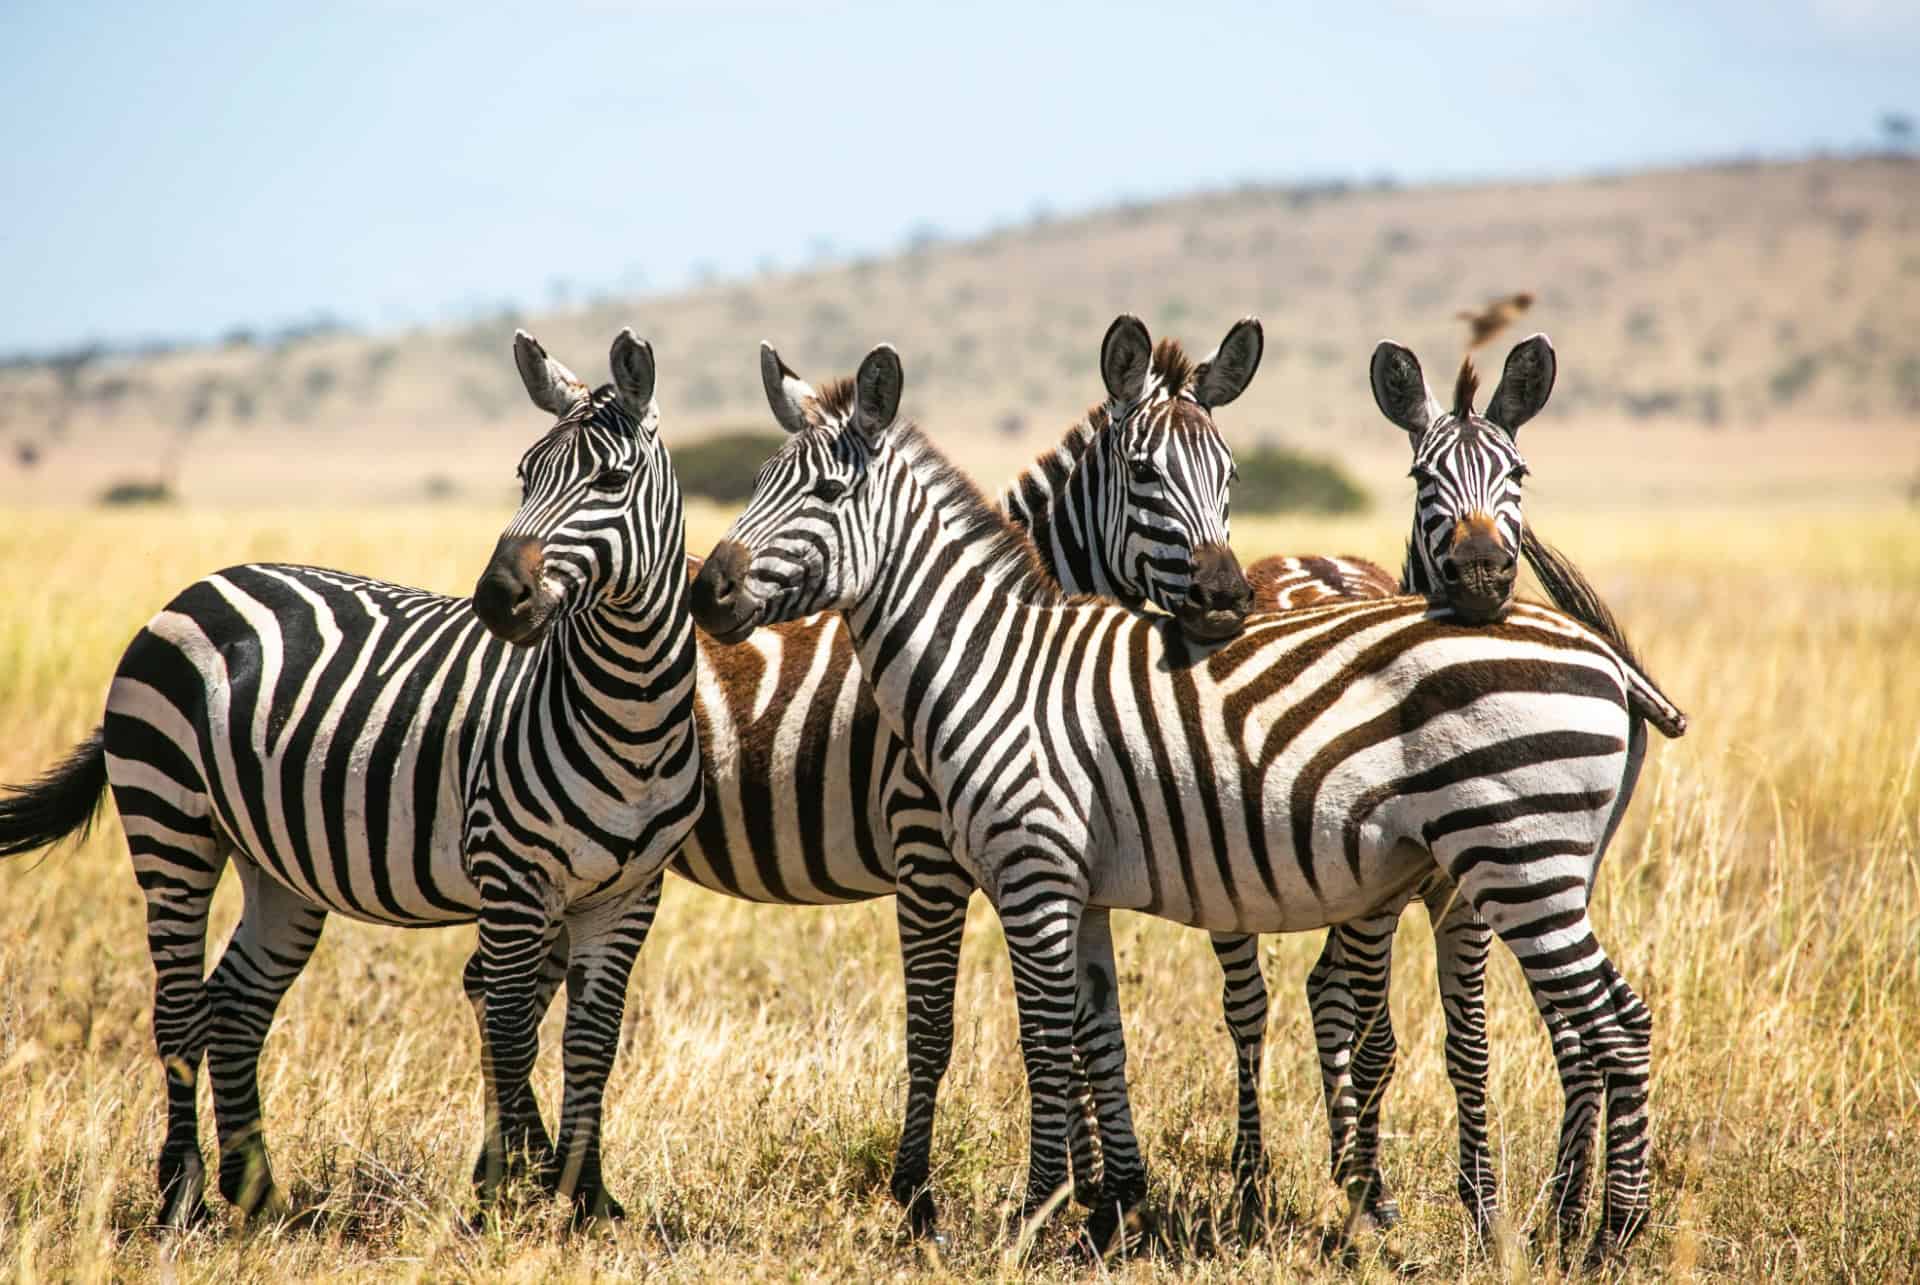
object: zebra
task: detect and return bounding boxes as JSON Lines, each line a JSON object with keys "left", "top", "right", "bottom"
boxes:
{"left": 666, "top": 313, "right": 1266, "bottom": 1235}
{"left": 0, "top": 330, "right": 702, "bottom": 1228}
{"left": 1225, "top": 337, "right": 1686, "bottom": 1242}
{"left": 690, "top": 341, "right": 1665, "bottom": 1265}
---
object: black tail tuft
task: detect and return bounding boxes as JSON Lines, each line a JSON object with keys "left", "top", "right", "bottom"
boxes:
{"left": 0, "top": 727, "right": 109, "bottom": 859}
{"left": 1520, "top": 528, "right": 1689, "bottom": 739}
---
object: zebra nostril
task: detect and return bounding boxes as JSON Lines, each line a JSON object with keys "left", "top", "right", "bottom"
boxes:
{"left": 1441, "top": 562, "right": 1462, "bottom": 583}
{"left": 510, "top": 581, "right": 533, "bottom": 610}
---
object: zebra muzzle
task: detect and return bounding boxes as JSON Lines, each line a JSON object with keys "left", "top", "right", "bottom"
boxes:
{"left": 690, "top": 541, "right": 759, "bottom": 645}
{"left": 474, "top": 535, "right": 557, "bottom": 646}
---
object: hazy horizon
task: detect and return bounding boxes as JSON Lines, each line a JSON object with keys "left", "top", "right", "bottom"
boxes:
{"left": 5, "top": 0, "right": 1916, "bottom": 356}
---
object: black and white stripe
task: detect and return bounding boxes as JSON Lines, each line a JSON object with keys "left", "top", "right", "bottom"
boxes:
{"left": 0, "top": 330, "right": 701, "bottom": 1227}
{"left": 692, "top": 341, "right": 1660, "bottom": 1264}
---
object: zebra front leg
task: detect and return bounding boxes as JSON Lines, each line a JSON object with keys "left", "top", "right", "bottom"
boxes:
{"left": 1427, "top": 879, "right": 1499, "bottom": 1239}
{"left": 1074, "top": 908, "right": 1146, "bottom": 1256}
{"left": 993, "top": 880, "right": 1085, "bottom": 1238}
{"left": 465, "top": 929, "right": 569, "bottom": 1191}
{"left": 125, "top": 808, "right": 229, "bottom": 1229}
{"left": 204, "top": 861, "right": 328, "bottom": 1222}
{"left": 888, "top": 850, "right": 971, "bottom": 1237}
{"left": 1336, "top": 913, "right": 1403, "bottom": 1238}
{"left": 1207, "top": 931, "right": 1269, "bottom": 1210}
{"left": 546, "top": 880, "right": 661, "bottom": 1224}
{"left": 470, "top": 867, "right": 563, "bottom": 1214}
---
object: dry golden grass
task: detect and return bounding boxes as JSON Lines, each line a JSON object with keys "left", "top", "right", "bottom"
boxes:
{"left": 1, "top": 498, "right": 1917, "bottom": 1281}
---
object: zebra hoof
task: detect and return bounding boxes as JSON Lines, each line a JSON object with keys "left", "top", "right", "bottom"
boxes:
{"left": 568, "top": 1188, "right": 627, "bottom": 1229}
{"left": 158, "top": 1153, "right": 209, "bottom": 1231}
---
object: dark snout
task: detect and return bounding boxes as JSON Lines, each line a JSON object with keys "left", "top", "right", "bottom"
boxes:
{"left": 1437, "top": 516, "right": 1517, "bottom": 624}
{"left": 690, "top": 540, "right": 759, "bottom": 645}
{"left": 473, "top": 535, "right": 554, "bottom": 646}
{"left": 1176, "top": 542, "right": 1254, "bottom": 642}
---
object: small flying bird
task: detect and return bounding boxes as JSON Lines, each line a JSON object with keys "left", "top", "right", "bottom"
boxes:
{"left": 1457, "top": 292, "right": 1535, "bottom": 349}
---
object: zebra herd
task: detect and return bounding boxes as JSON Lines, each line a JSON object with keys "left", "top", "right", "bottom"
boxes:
{"left": 0, "top": 313, "right": 1685, "bottom": 1266}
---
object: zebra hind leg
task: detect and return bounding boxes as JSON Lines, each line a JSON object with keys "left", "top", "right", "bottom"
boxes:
{"left": 1428, "top": 881, "right": 1500, "bottom": 1241}
{"left": 1454, "top": 879, "right": 1653, "bottom": 1267}
{"left": 544, "top": 880, "right": 662, "bottom": 1224}
{"left": 466, "top": 929, "right": 570, "bottom": 1192}
{"left": 1074, "top": 908, "right": 1146, "bottom": 1256}
{"left": 1335, "top": 914, "right": 1403, "bottom": 1237}
{"left": 468, "top": 865, "right": 563, "bottom": 1217}
{"left": 888, "top": 853, "right": 970, "bottom": 1237}
{"left": 204, "top": 860, "right": 328, "bottom": 1222}
{"left": 1207, "top": 931, "right": 1270, "bottom": 1214}
{"left": 122, "top": 785, "right": 231, "bottom": 1229}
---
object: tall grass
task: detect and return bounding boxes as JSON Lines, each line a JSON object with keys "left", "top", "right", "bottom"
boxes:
{"left": 0, "top": 504, "right": 1915, "bottom": 1280}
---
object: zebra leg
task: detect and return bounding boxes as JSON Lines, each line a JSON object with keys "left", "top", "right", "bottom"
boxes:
{"left": 993, "top": 878, "right": 1085, "bottom": 1231}
{"left": 546, "top": 880, "right": 661, "bottom": 1223}
{"left": 1306, "top": 929, "right": 1355, "bottom": 1186}
{"left": 1427, "top": 878, "right": 1499, "bottom": 1239}
{"left": 1538, "top": 1002, "right": 1602, "bottom": 1250}
{"left": 123, "top": 788, "right": 230, "bottom": 1229}
{"left": 888, "top": 850, "right": 971, "bottom": 1237}
{"left": 466, "top": 929, "right": 569, "bottom": 1190}
{"left": 469, "top": 866, "right": 563, "bottom": 1211}
{"left": 1458, "top": 890, "right": 1652, "bottom": 1266}
{"left": 1074, "top": 908, "right": 1145, "bottom": 1254}
{"left": 1336, "top": 912, "right": 1403, "bottom": 1236}
{"left": 1207, "top": 931, "right": 1269, "bottom": 1207}
{"left": 204, "top": 859, "right": 327, "bottom": 1221}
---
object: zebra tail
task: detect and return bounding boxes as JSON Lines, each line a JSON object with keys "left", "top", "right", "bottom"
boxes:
{"left": 0, "top": 727, "right": 109, "bottom": 859}
{"left": 1519, "top": 527, "right": 1689, "bottom": 740}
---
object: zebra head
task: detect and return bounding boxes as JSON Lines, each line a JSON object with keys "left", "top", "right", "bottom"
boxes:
{"left": 473, "top": 328, "right": 671, "bottom": 646}
{"left": 1371, "top": 334, "right": 1557, "bottom": 624}
{"left": 1092, "top": 315, "right": 1261, "bottom": 641}
{"left": 691, "top": 342, "right": 907, "bottom": 643}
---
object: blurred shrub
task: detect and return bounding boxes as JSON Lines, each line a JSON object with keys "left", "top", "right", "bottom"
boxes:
{"left": 1233, "top": 445, "right": 1369, "bottom": 515}
{"left": 674, "top": 431, "right": 786, "bottom": 503}
{"left": 99, "top": 479, "right": 174, "bottom": 506}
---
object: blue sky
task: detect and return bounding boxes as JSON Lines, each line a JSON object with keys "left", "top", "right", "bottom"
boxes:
{"left": 2, "top": 0, "right": 1914, "bottom": 354}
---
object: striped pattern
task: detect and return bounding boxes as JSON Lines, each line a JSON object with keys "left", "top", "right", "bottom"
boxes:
{"left": 692, "top": 348, "right": 1657, "bottom": 1262}
{"left": 672, "top": 321, "right": 1269, "bottom": 1233}
{"left": 0, "top": 333, "right": 701, "bottom": 1227}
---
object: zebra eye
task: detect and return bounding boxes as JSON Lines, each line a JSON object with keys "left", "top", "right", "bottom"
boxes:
{"left": 1129, "top": 458, "right": 1160, "bottom": 484}
{"left": 1409, "top": 466, "right": 1434, "bottom": 486}
{"left": 1228, "top": 462, "right": 1240, "bottom": 484}
{"left": 593, "top": 467, "right": 631, "bottom": 492}
{"left": 1510, "top": 465, "right": 1530, "bottom": 486}
{"left": 812, "top": 477, "right": 848, "bottom": 503}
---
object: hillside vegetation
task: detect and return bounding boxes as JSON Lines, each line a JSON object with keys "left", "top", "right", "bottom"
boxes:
{"left": 1, "top": 157, "right": 1916, "bottom": 507}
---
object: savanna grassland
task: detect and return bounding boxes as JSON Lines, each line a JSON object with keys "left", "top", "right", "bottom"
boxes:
{"left": 0, "top": 490, "right": 1915, "bottom": 1282}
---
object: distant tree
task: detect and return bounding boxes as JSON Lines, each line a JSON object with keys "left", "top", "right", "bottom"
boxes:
{"left": 1882, "top": 113, "right": 1914, "bottom": 155}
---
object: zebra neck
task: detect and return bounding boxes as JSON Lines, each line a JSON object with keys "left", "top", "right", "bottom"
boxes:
{"left": 1001, "top": 410, "right": 1140, "bottom": 605}
{"left": 537, "top": 537, "right": 698, "bottom": 780}
{"left": 1401, "top": 533, "right": 1427, "bottom": 596}
{"left": 846, "top": 441, "right": 1058, "bottom": 751}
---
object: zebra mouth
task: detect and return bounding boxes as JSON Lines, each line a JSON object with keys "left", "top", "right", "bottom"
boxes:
{"left": 1175, "top": 606, "right": 1247, "bottom": 643}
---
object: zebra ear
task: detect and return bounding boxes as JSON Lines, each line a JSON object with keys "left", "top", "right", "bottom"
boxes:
{"left": 1100, "top": 314, "right": 1153, "bottom": 402}
{"left": 609, "top": 329, "right": 658, "bottom": 434}
{"left": 760, "top": 342, "right": 817, "bottom": 436}
{"left": 1484, "top": 333, "right": 1556, "bottom": 435}
{"left": 851, "top": 344, "right": 904, "bottom": 444}
{"left": 1194, "top": 316, "right": 1264, "bottom": 408}
{"left": 514, "top": 330, "right": 588, "bottom": 418}
{"left": 1370, "top": 341, "right": 1442, "bottom": 438}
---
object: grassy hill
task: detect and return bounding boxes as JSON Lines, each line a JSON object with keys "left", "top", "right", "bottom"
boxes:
{"left": 2, "top": 155, "right": 1916, "bottom": 507}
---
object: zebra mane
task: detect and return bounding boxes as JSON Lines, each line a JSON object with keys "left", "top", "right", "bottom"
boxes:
{"left": 1001, "top": 403, "right": 1106, "bottom": 514}
{"left": 1151, "top": 338, "right": 1195, "bottom": 395}
{"left": 896, "top": 424, "right": 1066, "bottom": 604}
{"left": 810, "top": 376, "right": 859, "bottom": 423}
{"left": 1453, "top": 356, "right": 1480, "bottom": 417}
